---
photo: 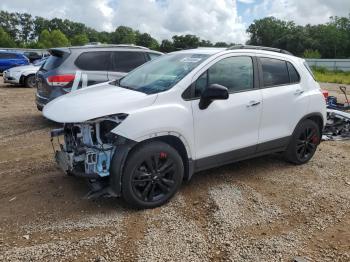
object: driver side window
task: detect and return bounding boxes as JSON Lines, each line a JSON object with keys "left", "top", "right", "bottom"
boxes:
{"left": 195, "top": 56, "right": 254, "bottom": 97}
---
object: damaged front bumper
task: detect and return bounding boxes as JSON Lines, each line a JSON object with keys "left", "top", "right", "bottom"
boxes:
{"left": 50, "top": 115, "right": 127, "bottom": 178}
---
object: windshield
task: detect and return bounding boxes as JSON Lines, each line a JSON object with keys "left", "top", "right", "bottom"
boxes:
{"left": 118, "top": 53, "right": 210, "bottom": 94}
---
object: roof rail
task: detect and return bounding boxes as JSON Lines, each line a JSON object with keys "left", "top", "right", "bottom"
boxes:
{"left": 227, "top": 45, "right": 293, "bottom": 55}
{"left": 79, "top": 44, "right": 149, "bottom": 50}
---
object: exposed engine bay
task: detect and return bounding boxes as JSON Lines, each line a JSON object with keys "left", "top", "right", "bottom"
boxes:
{"left": 51, "top": 114, "right": 128, "bottom": 178}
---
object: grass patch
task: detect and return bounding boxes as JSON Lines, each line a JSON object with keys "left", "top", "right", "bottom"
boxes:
{"left": 312, "top": 67, "right": 350, "bottom": 84}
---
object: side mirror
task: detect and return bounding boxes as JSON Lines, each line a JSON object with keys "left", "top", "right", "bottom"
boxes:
{"left": 199, "top": 84, "right": 229, "bottom": 110}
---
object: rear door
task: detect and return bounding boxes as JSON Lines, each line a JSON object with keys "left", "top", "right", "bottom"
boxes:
{"left": 108, "top": 51, "right": 147, "bottom": 80}
{"left": 74, "top": 51, "right": 110, "bottom": 86}
{"left": 258, "top": 57, "right": 309, "bottom": 147}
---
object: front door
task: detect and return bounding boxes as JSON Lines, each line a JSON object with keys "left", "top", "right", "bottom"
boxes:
{"left": 191, "top": 56, "right": 262, "bottom": 169}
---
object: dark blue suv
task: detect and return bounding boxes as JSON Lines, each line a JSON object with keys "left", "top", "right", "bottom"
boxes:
{"left": 0, "top": 51, "right": 29, "bottom": 72}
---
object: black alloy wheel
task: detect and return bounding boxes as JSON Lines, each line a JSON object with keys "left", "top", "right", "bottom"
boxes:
{"left": 295, "top": 126, "right": 319, "bottom": 161}
{"left": 122, "top": 141, "right": 183, "bottom": 208}
{"left": 285, "top": 119, "right": 320, "bottom": 164}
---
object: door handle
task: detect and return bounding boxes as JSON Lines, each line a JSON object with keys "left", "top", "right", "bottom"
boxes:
{"left": 247, "top": 100, "right": 261, "bottom": 107}
{"left": 294, "top": 89, "right": 304, "bottom": 95}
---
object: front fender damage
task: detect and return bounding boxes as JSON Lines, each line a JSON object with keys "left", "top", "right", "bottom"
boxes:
{"left": 50, "top": 114, "right": 136, "bottom": 198}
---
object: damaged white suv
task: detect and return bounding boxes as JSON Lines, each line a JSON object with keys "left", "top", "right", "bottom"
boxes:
{"left": 44, "top": 45, "right": 326, "bottom": 208}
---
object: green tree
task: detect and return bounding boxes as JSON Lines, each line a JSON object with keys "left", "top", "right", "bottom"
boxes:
{"left": 38, "top": 29, "right": 52, "bottom": 48}
{"left": 303, "top": 49, "right": 321, "bottom": 58}
{"left": 50, "top": 29, "right": 70, "bottom": 47}
{"left": 37, "top": 29, "right": 70, "bottom": 48}
{"left": 112, "top": 26, "right": 136, "bottom": 44}
{"left": 172, "top": 34, "right": 200, "bottom": 50}
{"left": 160, "top": 39, "right": 174, "bottom": 52}
{"left": 71, "top": 33, "right": 89, "bottom": 46}
{"left": 136, "top": 32, "right": 159, "bottom": 49}
{"left": 0, "top": 27, "right": 16, "bottom": 47}
{"left": 214, "top": 42, "right": 229, "bottom": 47}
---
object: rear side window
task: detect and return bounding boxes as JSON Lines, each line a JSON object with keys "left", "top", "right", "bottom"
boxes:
{"left": 42, "top": 55, "right": 66, "bottom": 71}
{"left": 287, "top": 62, "right": 300, "bottom": 83}
{"left": 75, "top": 51, "right": 111, "bottom": 71}
{"left": 260, "top": 58, "right": 290, "bottom": 87}
{"left": 0, "top": 53, "right": 18, "bottom": 59}
{"left": 113, "top": 51, "right": 146, "bottom": 72}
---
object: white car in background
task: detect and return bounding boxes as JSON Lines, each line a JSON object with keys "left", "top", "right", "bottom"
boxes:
{"left": 44, "top": 45, "right": 326, "bottom": 208}
{"left": 3, "top": 58, "right": 47, "bottom": 88}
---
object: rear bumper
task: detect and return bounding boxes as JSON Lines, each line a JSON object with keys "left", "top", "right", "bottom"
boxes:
{"left": 36, "top": 93, "right": 49, "bottom": 108}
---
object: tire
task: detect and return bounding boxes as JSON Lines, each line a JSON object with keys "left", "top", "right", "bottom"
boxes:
{"left": 121, "top": 141, "right": 184, "bottom": 209}
{"left": 24, "top": 75, "right": 36, "bottom": 88}
{"left": 285, "top": 119, "right": 321, "bottom": 165}
{"left": 36, "top": 105, "right": 43, "bottom": 111}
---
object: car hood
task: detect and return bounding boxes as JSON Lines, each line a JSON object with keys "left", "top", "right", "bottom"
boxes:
{"left": 8, "top": 64, "right": 38, "bottom": 72}
{"left": 43, "top": 84, "right": 157, "bottom": 123}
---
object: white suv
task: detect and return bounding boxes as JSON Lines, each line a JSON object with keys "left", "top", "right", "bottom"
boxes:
{"left": 44, "top": 45, "right": 327, "bottom": 208}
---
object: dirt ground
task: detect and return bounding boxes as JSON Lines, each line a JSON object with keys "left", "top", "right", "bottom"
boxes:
{"left": 0, "top": 78, "right": 349, "bottom": 262}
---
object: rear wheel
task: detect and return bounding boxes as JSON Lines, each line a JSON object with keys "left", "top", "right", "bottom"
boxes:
{"left": 285, "top": 119, "right": 320, "bottom": 164}
{"left": 24, "top": 75, "right": 36, "bottom": 88}
{"left": 122, "top": 141, "right": 184, "bottom": 208}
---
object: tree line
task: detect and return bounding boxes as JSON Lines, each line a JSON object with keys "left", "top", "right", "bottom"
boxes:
{"left": 0, "top": 10, "right": 349, "bottom": 58}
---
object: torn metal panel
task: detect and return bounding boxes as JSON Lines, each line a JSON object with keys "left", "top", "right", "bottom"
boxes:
{"left": 323, "top": 109, "right": 350, "bottom": 141}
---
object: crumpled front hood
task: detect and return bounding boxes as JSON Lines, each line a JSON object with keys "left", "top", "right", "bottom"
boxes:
{"left": 43, "top": 83, "right": 157, "bottom": 123}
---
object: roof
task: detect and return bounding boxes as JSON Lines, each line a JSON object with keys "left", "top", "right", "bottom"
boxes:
{"left": 49, "top": 44, "right": 163, "bottom": 55}
{"left": 175, "top": 45, "right": 299, "bottom": 61}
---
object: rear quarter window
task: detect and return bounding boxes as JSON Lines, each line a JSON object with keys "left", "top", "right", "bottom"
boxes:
{"left": 113, "top": 51, "right": 147, "bottom": 72}
{"left": 75, "top": 51, "right": 111, "bottom": 71}
{"left": 42, "top": 55, "right": 66, "bottom": 71}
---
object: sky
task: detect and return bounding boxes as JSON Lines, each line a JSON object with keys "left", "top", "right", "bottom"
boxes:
{"left": 0, "top": 0, "right": 349, "bottom": 44}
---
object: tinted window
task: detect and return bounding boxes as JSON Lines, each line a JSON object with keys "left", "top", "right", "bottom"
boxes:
{"left": 75, "top": 51, "right": 111, "bottom": 71}
{"left": 287, "top": 62, "right": 300, "bottom": 83}
{"left": 195, "top": 56, "right": 254, "bottom": 96}
{"left": 0, "top": 53, "right": 18, "bottom": 59}
{"left": 148, "top": 53, "right": 161, "bottom": 60}
{"left": 261, "top": 58, "right": 289, "bottom": 87}
{"left": 113, "top": 51, "right": 146, "bottom": 72}
{"left": 42, "top": 55, "right": 65, "bottom": 71}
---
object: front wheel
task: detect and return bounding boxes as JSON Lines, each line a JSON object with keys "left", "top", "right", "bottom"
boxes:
{"left": 285, "top": 119, "right": 321, "bottom": 165}
{"left": 24, "top": 75, "right": 36, "bottom": 88}
{"left": 122, "top": 141, "right": 184, "bottom": 209}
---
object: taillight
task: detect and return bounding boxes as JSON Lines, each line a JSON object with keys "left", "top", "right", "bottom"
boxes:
{"left": 322, "top": 90, "right": 329, "bottom": 101}
{"left": 47, "top": 75, "right": 75, "bottom": 86}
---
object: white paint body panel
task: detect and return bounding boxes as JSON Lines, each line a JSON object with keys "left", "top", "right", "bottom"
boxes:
{"left": 4, "top": 64, "right": 40, "bottom": 84}
{"left": 44, "top": 48, "right": 327, "bottom": 161}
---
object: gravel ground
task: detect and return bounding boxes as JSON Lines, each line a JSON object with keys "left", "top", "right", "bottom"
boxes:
{"left": 0, "top": 78, "right": 349, "bottom": 262}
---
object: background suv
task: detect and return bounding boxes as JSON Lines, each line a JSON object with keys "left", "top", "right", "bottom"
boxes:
{"left": 44, "top": 45, "right": 326, "bottom": 208}
{"left": 35, "top": 45, "right": 163, "bottom": 110}
{"left": 0, "top": 50, "right": 29, "bottom": 72}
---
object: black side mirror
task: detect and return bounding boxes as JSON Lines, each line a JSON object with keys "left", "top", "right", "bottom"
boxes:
{"left": 199, "top": 84, "right": 229, "bottom": 110}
